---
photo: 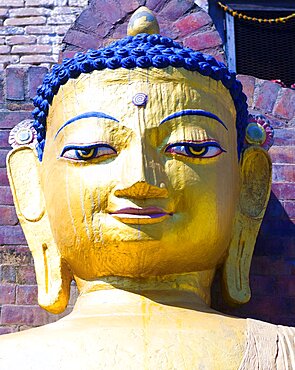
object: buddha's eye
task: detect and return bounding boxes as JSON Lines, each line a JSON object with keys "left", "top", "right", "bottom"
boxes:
{"left": 60, "top": 143, "right": 117, "bottom": 161}
{"left": 165, "top": 141, "right": 225, "bottom": 159}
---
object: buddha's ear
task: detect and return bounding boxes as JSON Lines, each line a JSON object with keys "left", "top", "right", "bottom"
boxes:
{"left": 222, "top": 146, "right": 272, "bottom": 305}
{"left": 7, "top": 146, "right": 71, "bottom": 314}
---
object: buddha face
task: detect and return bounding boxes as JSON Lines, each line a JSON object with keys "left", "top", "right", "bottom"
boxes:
{"left": 40, "top": 67, "right": 239, "bottom": 279}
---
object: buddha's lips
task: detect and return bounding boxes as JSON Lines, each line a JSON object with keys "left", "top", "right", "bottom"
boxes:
{"left": 110, "top": 207, "right": 172, "bottom": 218}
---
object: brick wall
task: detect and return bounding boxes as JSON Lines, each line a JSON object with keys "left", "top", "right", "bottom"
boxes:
{"left": 0, "top": 0, "right": 294, "bottom": 333}
{"left": 0, "top": 0, "right": 88, "bottom": 69}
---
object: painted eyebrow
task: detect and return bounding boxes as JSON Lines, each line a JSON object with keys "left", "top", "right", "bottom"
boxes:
{"left": 55, "top": 111, "right": 119, "bottom": 138}
{"left": 160, "top": 109, "right": 227, "bottom": 130}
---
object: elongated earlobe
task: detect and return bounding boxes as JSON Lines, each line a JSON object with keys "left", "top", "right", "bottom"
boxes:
{"left": 222, "top": 146, "right": 272, "bottom": 305}
{"left": 7, "top": 146, "right": 72, "bottom": 314}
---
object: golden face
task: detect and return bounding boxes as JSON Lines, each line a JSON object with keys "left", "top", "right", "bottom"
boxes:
{"left": 41, "top": 68, "right": 240, "bottom": 279}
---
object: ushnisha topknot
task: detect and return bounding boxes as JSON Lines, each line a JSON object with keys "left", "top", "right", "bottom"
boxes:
{"left": 32, "top": 33, "right": 248, "bottom": 161}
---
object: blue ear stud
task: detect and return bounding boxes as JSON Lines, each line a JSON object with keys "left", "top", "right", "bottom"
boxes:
{"left": 132, "top": 93, "right": 148, "bottom": 107}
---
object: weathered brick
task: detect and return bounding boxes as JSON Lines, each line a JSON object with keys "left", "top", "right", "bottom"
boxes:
{"left": 4, "top": 16, "right": 46, "bottom": 26}
{"left": 0, "top": 245, "right": 32, "bottom": 265}
{"left": 0, "top": 44, "right": 10, "bottom": 54}
{"left": 273, "top": 128, "right": 295, "bottom": 146}
{"left": 16, "top": 265, "right": 36, "bottom": 284}
{"left": 159, "top": 0, "right": 194, "bottom": 21}
{"left": 16, "top": 285, "right": 38, "bottom": 305}
{"left": 25, "top": 0, "right": 53, "bottom": 5}
{"left": 37, "top": 34, "right": 62, "bottom": 45}
{"left": 284, "top": 201, "right": 295, "bottom": 219}
{"left": 0, "top": 55, "right": 19, "bottom": 64}
{"left": 174, "top": 11, "right": 211, "bottom": 37}
{"left": 25, "top": 25, "right": 54, "bottom": 34}
{"left": 12, "top": 44, "right": 52, "bottom": 54}
{"left": 0, "top": 149, "right": 8, "bottom": 167}
{"left": 0, "top": 130, "right": 9, "bottom": 147}
{"left": 9, "top": 7, "right": 51, "bottom": 17}
{"left": 0, "top": 265, "right": 16, "bottom": 283}
{"left": 183, "top": 30, "right": 222, "bottom": 50}
{"left": 0, "top": 111, "right": 32, "bottom": 129}
{"left": 69, "top": 0, "right": 88, "bottom": 5}
{"left": 54, "top": 0, "right": 67, "bottom": 5}
{"left": 0, "top": 225, "right": 26, "bottom": 244}
{"left": 6, "top": 35, "right": 36, "bottom": 45}
{"left": 272, "top": 183, "right": 295, "bottom": 200}
{"left": 55, "top": 25, "right": 70, "bottom": 35}
{"left": 269, "top": 146, "right": 295, "bottom": 164}
{"left": 0, "top": 0, "right": 24, "bottom": 6}
{"left": 0, "top": 284, "right": 15, "bottom": 303}
{"left": 0, "top": 205, "right": 18, "bottom": 225}
{"left": 28, "top": 66, "right": 48, "bottom": 99}
{"left": 0, "top": 186, "right": 13, "bottom": 205}
{"left": 272, "top": 164, "right": 295, "bottom": 183}
{"left": 0, "top": 325, "right": 17, "bottom": 334}
{"left": 6, "top": 67, "right": 26, "bottom": 100}
{"left": 0, "top": 36, "right": 4, "bottom": 44}
{"left": 0, "top": 26, "right": 24, "bottom": 35}
{"left": 254, "top": 80, "right": 280, "bottom": 112}
{"left": 0, "top": 8, "right": 8, "bottom": 17}
{"left": 1, "top": 304, "right": 52, "bottom": 326}
{"left": 0, "top": 167, "right": 8, "bottom": 185}
{"left": 47, "top": 14, "right": 77, "bottom": 25}
{"left": 237, "top": 74, "right": 255, "bottom": 107}
{"left": 20, "top": 54, "right": 56, "bottom": 64}
{"left": 273, "top": 88, "right": 295, "bottom": 120}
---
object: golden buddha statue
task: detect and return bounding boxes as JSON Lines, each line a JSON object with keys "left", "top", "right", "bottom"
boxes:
{"left": 1, "top": 7, "right": 292, "bottom": 370}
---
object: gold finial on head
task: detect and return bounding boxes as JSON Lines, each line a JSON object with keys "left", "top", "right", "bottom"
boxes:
{"left": 127, "top": 6, "right": 160, "bottom": 36}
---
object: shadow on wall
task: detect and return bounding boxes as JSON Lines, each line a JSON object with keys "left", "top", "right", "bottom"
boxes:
{"left": 212, "top": 191, "right": 295, "bottom": 326}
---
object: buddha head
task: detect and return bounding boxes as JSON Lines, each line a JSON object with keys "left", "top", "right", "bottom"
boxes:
{"left": 7, "top": 9, "right": 272, "bottom": 314}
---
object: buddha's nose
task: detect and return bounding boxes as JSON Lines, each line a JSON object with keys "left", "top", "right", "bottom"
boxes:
{"left": 114, "top": 140, "right": 168, "bottom": 199}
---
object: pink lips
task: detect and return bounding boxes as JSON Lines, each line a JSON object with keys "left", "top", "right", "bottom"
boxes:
{"left": 111, "top": 207, "right": 172, "bottom": 218}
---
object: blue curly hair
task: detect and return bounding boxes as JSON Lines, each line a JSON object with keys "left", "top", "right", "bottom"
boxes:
{"left": 32, "top": 33, "right": 248, "bottom": 161}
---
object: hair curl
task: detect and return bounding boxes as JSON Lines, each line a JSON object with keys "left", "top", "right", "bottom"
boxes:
{"left": 32, "top": 33, "right": 248, "bottom": 161}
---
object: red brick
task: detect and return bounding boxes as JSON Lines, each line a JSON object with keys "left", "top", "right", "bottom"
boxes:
{"left": 1, "top": 305, "right": 52, "bottom": 326}
{"left": 16, "top": 285, "right": 38, "bottom": 305}
{"left": 4, "top": 16, "right": 46, "bottom": 26}
{"left": 0, "top": 186, "right": 13, "bottom": 205}
{"left": 28, "top": 66, "right": 48, "bottom": 99}
{"left": 0, "top": 205, "right": 18, "bottom": 225}
{"left": 272, "top": 164, "right": 295, "bottom": 183}
{"left": 174, "top": 11, "right": 211, "bottom": 37}
{"left": 0, "top": 284, "right": 15, "bottom": 303}
{"left": 6, "top": 67, "right": 26, "bottom": 100}
{"left": 237, "top": 74, "right": 255, "bottom": 107}
{"left": 183, "top": 30, "right": 222, "bottom": 50}
{"left": 0, "top": 225, "right": 26, "bottom": 244}
{"left": 254, "top": 80, "right": 280, "bottom": 112}
{"left": 273, "top": 88, "right": 295, "bottom": 120}
{"left": 6, "top": 35, "right": 37, "bottom": 45}
{"left": 0, "top": 130, "right": 9, "bottom": 147}
{"left": 0, "top": 265, "right": 16, "bottom": 283}
{"left": 269, "top": 146, "right": 295, "bottom": 164}
{"left": 0, "top": 167, "right": 8, "bottom": 186}
{"left": 272, "top": 183, "right": 295, "bottom": 200}
{"left": 0, "top": 111, "right": 31, "bottom": 129}
{"left": 16, "top": 265, "right": 36, "bottom": 284}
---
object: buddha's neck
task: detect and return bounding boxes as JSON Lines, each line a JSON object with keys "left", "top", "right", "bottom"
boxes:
{"left": 71, "top": 271, "right": 216, "bottom": 317}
